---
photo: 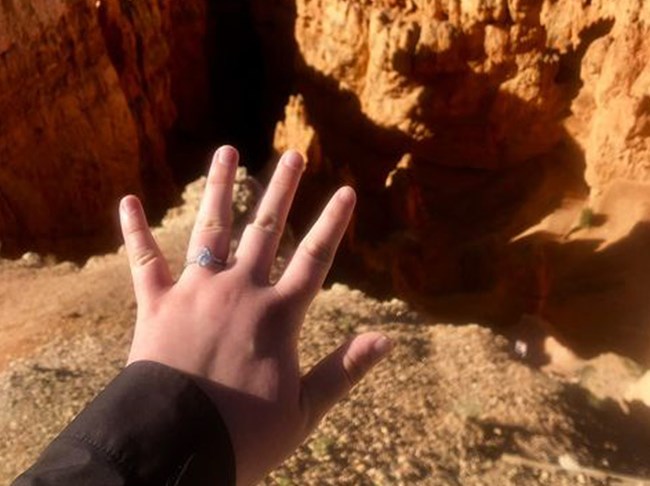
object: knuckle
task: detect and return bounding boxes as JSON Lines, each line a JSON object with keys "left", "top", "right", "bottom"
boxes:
{"left": 133, "top": 248, "right": 159, "bottom": 268}
{"left": 198, "top": 216, "right": 229, "bottom": 234}
{"left": 271, "top": 284, "right": 292, "bottom": 304}
{"left": 251, "top": 212, "right": 282, "bottom": 236}
{"left": 124, "top": 224, "right": 147, "bottom": 238}
{"left": 342, "top": 352, "right": 361, "bottom": 387}
{"left": 300, "top": 238, "right": 332, "bottom": 266}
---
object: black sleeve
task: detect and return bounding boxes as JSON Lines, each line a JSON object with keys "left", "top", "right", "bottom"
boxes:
{"left": 12, "top": 361, "right": 236, "bottom": 486}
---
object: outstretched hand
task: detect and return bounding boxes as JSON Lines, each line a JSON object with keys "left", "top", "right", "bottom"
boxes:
{"left": 119, "top": 146, "right": 392, "bottom": 485}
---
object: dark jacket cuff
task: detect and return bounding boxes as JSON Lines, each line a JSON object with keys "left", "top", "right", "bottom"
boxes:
{"left": 15, "top": 361, "right": 236, "bottom": 486}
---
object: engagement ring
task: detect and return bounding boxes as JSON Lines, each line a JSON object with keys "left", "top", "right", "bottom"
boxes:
{"left": 185, "top": 247, "right": 226, "bottom": 270}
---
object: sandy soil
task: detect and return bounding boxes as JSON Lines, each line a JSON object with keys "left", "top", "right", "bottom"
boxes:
{"left": 2, "top": 173, "right": 650, "bottom": 485}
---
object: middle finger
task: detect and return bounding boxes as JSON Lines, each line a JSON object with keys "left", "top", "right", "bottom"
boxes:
{"left": 235, "top": 150, "right": 304, "bottom": 283}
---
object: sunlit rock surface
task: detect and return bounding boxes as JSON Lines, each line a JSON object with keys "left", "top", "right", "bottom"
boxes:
{"left": 269, "top": 0, "right": 650, "bottom": 362}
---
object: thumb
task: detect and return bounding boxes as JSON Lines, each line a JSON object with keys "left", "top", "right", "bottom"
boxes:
{"left": 300, "top": 332, "right": 393, "bottom": 431}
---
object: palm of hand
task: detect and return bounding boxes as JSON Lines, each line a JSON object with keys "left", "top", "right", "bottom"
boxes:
{"left": 119, "top": 147, "right": 391, "bottom": 485}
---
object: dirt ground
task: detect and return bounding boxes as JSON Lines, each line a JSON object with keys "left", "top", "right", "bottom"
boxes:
{"left": 2, "top": 172, "right": 650, "bottom": 485}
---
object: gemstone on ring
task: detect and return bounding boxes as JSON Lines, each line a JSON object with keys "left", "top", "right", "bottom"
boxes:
{"left": 197, "top": 248, "right": 214, "bottom": 267}
{"left": 185, "top": 246, "right": 226, "bottom": 270}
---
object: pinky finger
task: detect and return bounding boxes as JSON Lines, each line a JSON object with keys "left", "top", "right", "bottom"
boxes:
{"left": 300, "top": 332, "right": 393, "bottom": 431}
{"left": 275, "top": 186, "right": 355, "bottom": 304}
{"left": 119, "top": 195, "right": 172, "bottom": 304}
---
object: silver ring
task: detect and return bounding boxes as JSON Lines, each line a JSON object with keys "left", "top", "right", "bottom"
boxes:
{"left": 184, "top": 246, "right": 226, "bottom": 270}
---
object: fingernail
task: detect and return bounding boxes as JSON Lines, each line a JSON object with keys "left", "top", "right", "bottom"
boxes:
{"left": 282, "top": 150, "right": 304, "bottom": 170}
{"left": 373, "top": 335, "right": 393, "bottom": 358}
{"left": 217, "top": 146, "right": 239, "bottom": 167}
{"left": 120, "top": 196, "right": 138, "bottom": 216}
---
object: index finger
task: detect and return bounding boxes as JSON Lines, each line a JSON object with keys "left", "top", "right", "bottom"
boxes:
{"left": 275, "top": 186, "right": 355, "bottom": 304}
{"left": 119, "top": 196, "right": 172, "bottom": 304}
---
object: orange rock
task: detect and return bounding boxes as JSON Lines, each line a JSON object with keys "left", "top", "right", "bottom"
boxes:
{"left": 266, "top": 0, "right": 650, "bottom": 362}
{"left": 0, "top": 0, "right": 210, "bottom": 254}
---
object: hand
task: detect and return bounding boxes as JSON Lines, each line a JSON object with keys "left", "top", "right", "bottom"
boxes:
{"left": 119, "top": 146, "right": 393, "bottom": 485}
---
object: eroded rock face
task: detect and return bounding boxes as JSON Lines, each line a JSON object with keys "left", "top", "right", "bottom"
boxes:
{"left": 269, "top": 0, "right": 650, "bottom": 361}
{"left": 0, "top": 0, "right": 210, "bottom": 254}
{"left": 0, "top": 0, "right": 142, "bottom": 247}
{"left": 550, "top": 0, "right": 650, "bottom": 190}
{"left": 272, "top": 0, "right": 587, "bottom": 291}
{"left": 292, "top": 0, "right": 570, "bottom": 168}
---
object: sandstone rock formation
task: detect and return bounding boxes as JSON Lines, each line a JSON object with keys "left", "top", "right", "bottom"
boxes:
{"left": 0, "top": 0, "right": 210, "bottom": 254}
{"left": 548, "top": 0, "right": 650, "bottom": 190}
{"left": 268, "top": 0, "right": 650, "bottom": 362}
{"left": 292, "top": 0, "right": 571, "bottom": 168}
{"left": 3, "top": 0, "right": 650, "bottom": 362}
{"left": 271, "top": 0, "right": 589, "bottom": 289}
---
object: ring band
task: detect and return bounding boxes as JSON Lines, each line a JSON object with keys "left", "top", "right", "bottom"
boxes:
{"left": 185, "top": 246, "right": 226, "bottom": 270}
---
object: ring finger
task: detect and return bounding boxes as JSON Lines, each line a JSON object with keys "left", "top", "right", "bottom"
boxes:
{"left": 185, "top": 145, "right": 239, "bottom": 273}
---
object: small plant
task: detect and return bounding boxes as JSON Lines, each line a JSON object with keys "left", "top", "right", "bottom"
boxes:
{"left": 309, "top": 435, "right": 335, "bottom": 460}
{"left": 564, "top": 207, "right": 597, "bottom": 239}
{"left": 453, "top": 398, "right": 483, "bottom": 420}
{"left": 578, "top": 207, "right": 595, "bottom": 229}
{"left": 274, "top": 476, "right": 294, "bottom": 486}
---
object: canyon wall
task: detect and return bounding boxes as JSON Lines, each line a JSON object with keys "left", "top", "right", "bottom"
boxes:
{"left": 270, "top": 0, "right": 593, "bottom": 293}
{"left": 2, "top": 0, "right": 650, "bottom": 360}
{"left": 0, "top": 0, "right": 210, "bottom": 254}
{"left": 273, "top": 0, "right": 650, "bottom": 185}
{"left": 268, "top": 0, "right": 650, "bottom": 361}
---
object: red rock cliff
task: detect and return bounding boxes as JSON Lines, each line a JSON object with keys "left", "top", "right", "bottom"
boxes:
{"left": 3, "top": 0, "right": 650, "bottom": 361}
{"left": 267, "top": 0, "right": 650, "bottom": 361}
{"left": 0, "top": 0, "right": 210, "bottom": 254}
